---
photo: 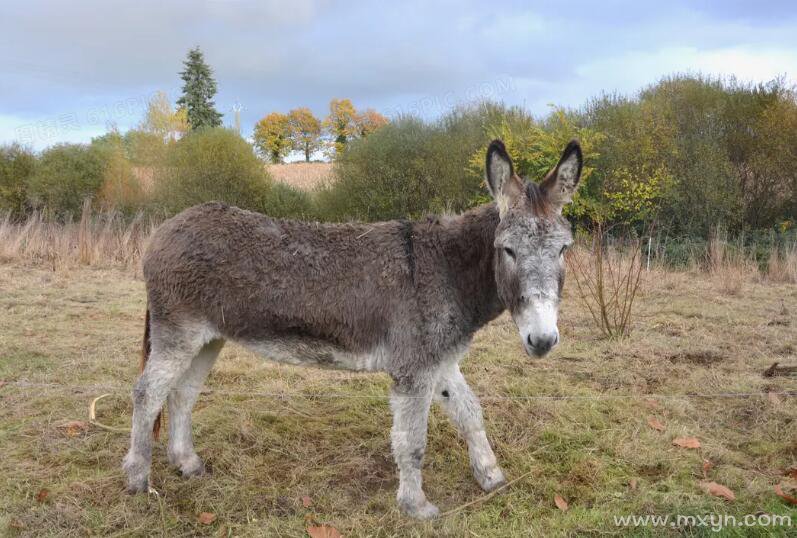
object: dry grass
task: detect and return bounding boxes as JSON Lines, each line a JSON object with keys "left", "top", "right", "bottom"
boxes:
{"left": 767, "top": 243, "right": 797, "bottom": 284}
{"left": 267, "top": 162, "right": 333, "bottom": 191}
{"left": 0, "top": 205, "right": 155, "bottom": 273}
{"left": 705, "top": 230, "right": 760, "bottom": 296}
{"left": 1, "top": 252, "right": 796, "bottom": 535}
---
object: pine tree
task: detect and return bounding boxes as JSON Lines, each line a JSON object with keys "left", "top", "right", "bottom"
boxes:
{"left": 176, "top": 47, "right": 223, "bottom": 130}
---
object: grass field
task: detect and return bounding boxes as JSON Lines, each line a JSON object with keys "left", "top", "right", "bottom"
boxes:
{"left": 267, "top": 163, "right": 332, "bottom": 191}
{"left": 0, "top": 262, "right": 796, "bottom": 537}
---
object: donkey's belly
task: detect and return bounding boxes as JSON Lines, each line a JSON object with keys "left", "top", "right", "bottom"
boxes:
{"left": 240, "top": 337, "right": 387, "bottom": 372}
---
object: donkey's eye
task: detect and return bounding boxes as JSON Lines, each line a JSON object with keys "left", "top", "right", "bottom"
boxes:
{"left": 503, "top": 247, "right": 516, "bottom": 260}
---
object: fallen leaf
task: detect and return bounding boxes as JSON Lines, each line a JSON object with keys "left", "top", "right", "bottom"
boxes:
{"left": 0, "top": 380, "right": 6, "bottom": 389}
{"left": 774, "top": 484, "right": 797, "bottom": 505}
{"left": 786, "top": 467, "right": 797, "bottom": 480}
{"left": 768, "top": 392, "right": 782, "bottom": 405}
{"left": 629, "top": 478, "right": 638, "bottom": 491}
{"left": 307, "top": 525, "right": 342, "bottom": 538}
{"left": 35, "top": 488, "right": 50, "bottom": 503}
{"left": 9, "top": 519, "right": 25, "bottom": 529}
{"left": 672, "top": 436, "right": 701, "bottom": 449}
{"left": 700, "top": 481, "right": 735, "bottom": 501}
{"left": 301, "top": 496, "right": 313, "bottom": 508}
{"left": 59, "top": 420, "right": 89, "bottom": 437}
{"left": 554, "top": 494, "right": 568, "bottom": 511}
{"left": 647, "top": 416, "right": 666, "bottom": 432}
{"left": 197, "top": 512, "right": 216, "bottom": 525}
{"left": 702, "top": 459, "right": 713, "bottom": 478}
{"left": 643, "top": 398, "right": 660, "bottom": 409}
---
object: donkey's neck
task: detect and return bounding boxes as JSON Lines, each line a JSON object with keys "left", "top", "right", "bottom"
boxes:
{"left": 421, "top": 203, "right": 505, "bottom": 335}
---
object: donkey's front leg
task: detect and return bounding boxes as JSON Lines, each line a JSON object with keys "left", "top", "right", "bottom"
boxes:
{"left": 390, "top": 383, "right": 438, "bottom": 519}
{"left": 435, "top": 362, "right": 506, "bottom": 492}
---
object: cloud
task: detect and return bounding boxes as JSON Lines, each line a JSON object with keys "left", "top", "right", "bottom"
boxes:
{"left": 1, "top": 0, "right": 796, "bottom": 149}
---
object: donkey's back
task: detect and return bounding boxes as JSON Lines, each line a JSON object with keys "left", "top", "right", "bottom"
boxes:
{"left": 143, "top": 201, "right": 417, "bottom": 368}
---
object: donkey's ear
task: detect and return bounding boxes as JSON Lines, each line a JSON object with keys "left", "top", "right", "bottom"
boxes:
{"left": 485, "top": 140, "right": 524, "bottom": 217}
{"left": 540, "top": 140, "right": 583, "bottom": 212}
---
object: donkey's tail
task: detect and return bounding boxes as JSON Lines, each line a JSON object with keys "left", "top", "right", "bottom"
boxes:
{"left": 140, "top": 306, "right": 162, "bottom": 440}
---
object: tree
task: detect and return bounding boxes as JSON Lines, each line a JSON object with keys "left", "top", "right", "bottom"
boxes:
{"left": 353, "top": 108, "right": 388, "bottom": 138}
{"left": 26, "top": 144, "right": 106, "bottom": 218}
{"left": 324, "top": 98, "right": 357, "bottom": 156}
{"left": 141, "top": 91, "right": 188, "bottom": 141}
{"left": 254, "top": 112, "right": 292, "bottom": 164}
{"left": 0, "top": 143, "right": 36, "bottom": 216}
{"left": 288, "top": 108, "right": 322, "bottom": 162}
{"left": 176, "top": 47, "right": 223, "bottom": 130}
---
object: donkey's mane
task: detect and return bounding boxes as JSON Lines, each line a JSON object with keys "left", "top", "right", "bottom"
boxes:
{"left": 524, "top": 178, "right": 553, "bottom": 218}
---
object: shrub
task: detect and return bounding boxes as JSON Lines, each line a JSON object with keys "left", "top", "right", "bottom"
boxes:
{"left": 96, "top": 141, "right": 145, "bottom": 216}
{"left": 153, "top": 128, "right": 273, "bottom": 215}
{"left": 0, "top": 143, "right": 37, "bottom": 217}
{"left": 567, "top": 225, "right": 645, "bottom": 338}
{"left": 316, "top": 109, "right": 488, "bottom": 222}
{"left": 26, "top": 143, "right": 106, "bottom": 219}
{"left": 259, "top": 182, "right": 315, "bottom": 220}
{"left": 153, "top": 127, "right": 313, "bottom": 219}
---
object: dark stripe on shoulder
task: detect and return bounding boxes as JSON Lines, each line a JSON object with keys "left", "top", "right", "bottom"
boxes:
{"left": 398, "top": 219, "right": 415, "bottom": 284}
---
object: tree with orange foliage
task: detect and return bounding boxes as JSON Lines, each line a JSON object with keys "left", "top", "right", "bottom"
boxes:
{"left": 353, "top": 108, "right": 388, "bottom": 138}
{"left": 288, "top": 108, "right": 322, "bottom": 162}
{"left": 323, "top": 98, "right": 357, "bottom": 156}
{"left": 254, "top": 112, "right": 292, "bottom": 164}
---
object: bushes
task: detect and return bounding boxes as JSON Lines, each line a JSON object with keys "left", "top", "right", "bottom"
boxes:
{"left": 26, "top": 144, "right": 107, "bottom": 219}
{"left": 316, "top": 107, "right": 497, "bottom": 222}
{"left": 0, "top": 144, "right": 36, "bottom": 217}
{"left": 152, "top": 128, "right": 312, "bottom": 218}
{"left": 581, "top": 75, "right": 797, "bottom": 236}
{"left": 315, "top": 102, "right": 606, "bottom": 224}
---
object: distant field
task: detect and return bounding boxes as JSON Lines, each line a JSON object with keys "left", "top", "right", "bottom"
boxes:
{"left": 267, "top": 162, "right": 332, "bottom": 191}
{"left": 1, "top": 261, "right": 795, "bottom": 536}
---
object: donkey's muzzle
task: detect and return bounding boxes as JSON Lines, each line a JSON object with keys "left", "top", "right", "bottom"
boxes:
{"left": 526, "top": 333, "right": 558, "bottom": 357}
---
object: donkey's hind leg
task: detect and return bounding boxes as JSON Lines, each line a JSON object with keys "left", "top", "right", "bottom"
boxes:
{"left": 167, "top": 338, "right": 224, "bottom": 477}
{"left": 435, "top": 361, "right": 506, "bottom": 492}
{"left": 123, "top": 321, "right": 211, "bottom": 493}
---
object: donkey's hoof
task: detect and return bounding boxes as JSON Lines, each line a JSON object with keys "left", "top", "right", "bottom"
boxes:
{"left": 125, "top": 475, "right": 149, "bottom": 494}
{"left": 400, "top": 499, "right": 440, "bottom": 520}
{"left": 475, "top": 465, "right": 507, "bottom": 492}
{"left": 173, "top": 454, "right": 206, "bottom": 477}
{"left": 123, "top": 455, "right": 150, "bottom": 494}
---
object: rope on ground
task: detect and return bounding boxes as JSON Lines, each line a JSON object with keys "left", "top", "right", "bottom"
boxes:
{"left": 89, "top": 393, "right": 130, "bottom": 433}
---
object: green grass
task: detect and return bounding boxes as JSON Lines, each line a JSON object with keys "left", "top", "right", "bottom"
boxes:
{"left": 0, "top": 264, "right": 795, "bottom": 536}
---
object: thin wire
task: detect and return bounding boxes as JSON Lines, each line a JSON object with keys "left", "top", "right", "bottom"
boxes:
{"left": 3, "top": 381, "right": 796, "bottom": 401}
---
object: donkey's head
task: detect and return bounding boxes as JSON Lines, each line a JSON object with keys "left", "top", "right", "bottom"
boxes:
{"left": 485, "top": 139, "right": 582, "bottom": 357}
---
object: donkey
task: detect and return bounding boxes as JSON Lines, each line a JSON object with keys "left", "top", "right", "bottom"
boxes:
{"left": 123, "top": 139, "right": 583, "bottom": 519}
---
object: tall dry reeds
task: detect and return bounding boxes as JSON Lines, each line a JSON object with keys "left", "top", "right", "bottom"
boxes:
{"left": 705, "top": 228, "right": 759, "bottom": 295}
{"left": 766, "top": 242, "right": 797, "bottom": 283}
{"left": 0, "top": 201, "right": 156, "bottom": 272}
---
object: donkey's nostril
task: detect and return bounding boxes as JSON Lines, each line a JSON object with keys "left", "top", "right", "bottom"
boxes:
{"left": 527, "top": 334, "right": 556, "bottom": 357}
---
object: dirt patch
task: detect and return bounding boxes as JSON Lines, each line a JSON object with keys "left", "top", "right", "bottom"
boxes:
{"left": 667, "top": 350, "right": 725, "bottom": 366}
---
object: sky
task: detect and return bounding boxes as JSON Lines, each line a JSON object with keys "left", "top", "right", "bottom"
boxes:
{"left": 2, "top": 0, "right": 797, "bottom": 154}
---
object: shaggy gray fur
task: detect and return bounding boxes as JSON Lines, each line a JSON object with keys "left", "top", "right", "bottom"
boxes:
{"left": 123, "top": 139, "right": 583, "bottom": 519}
